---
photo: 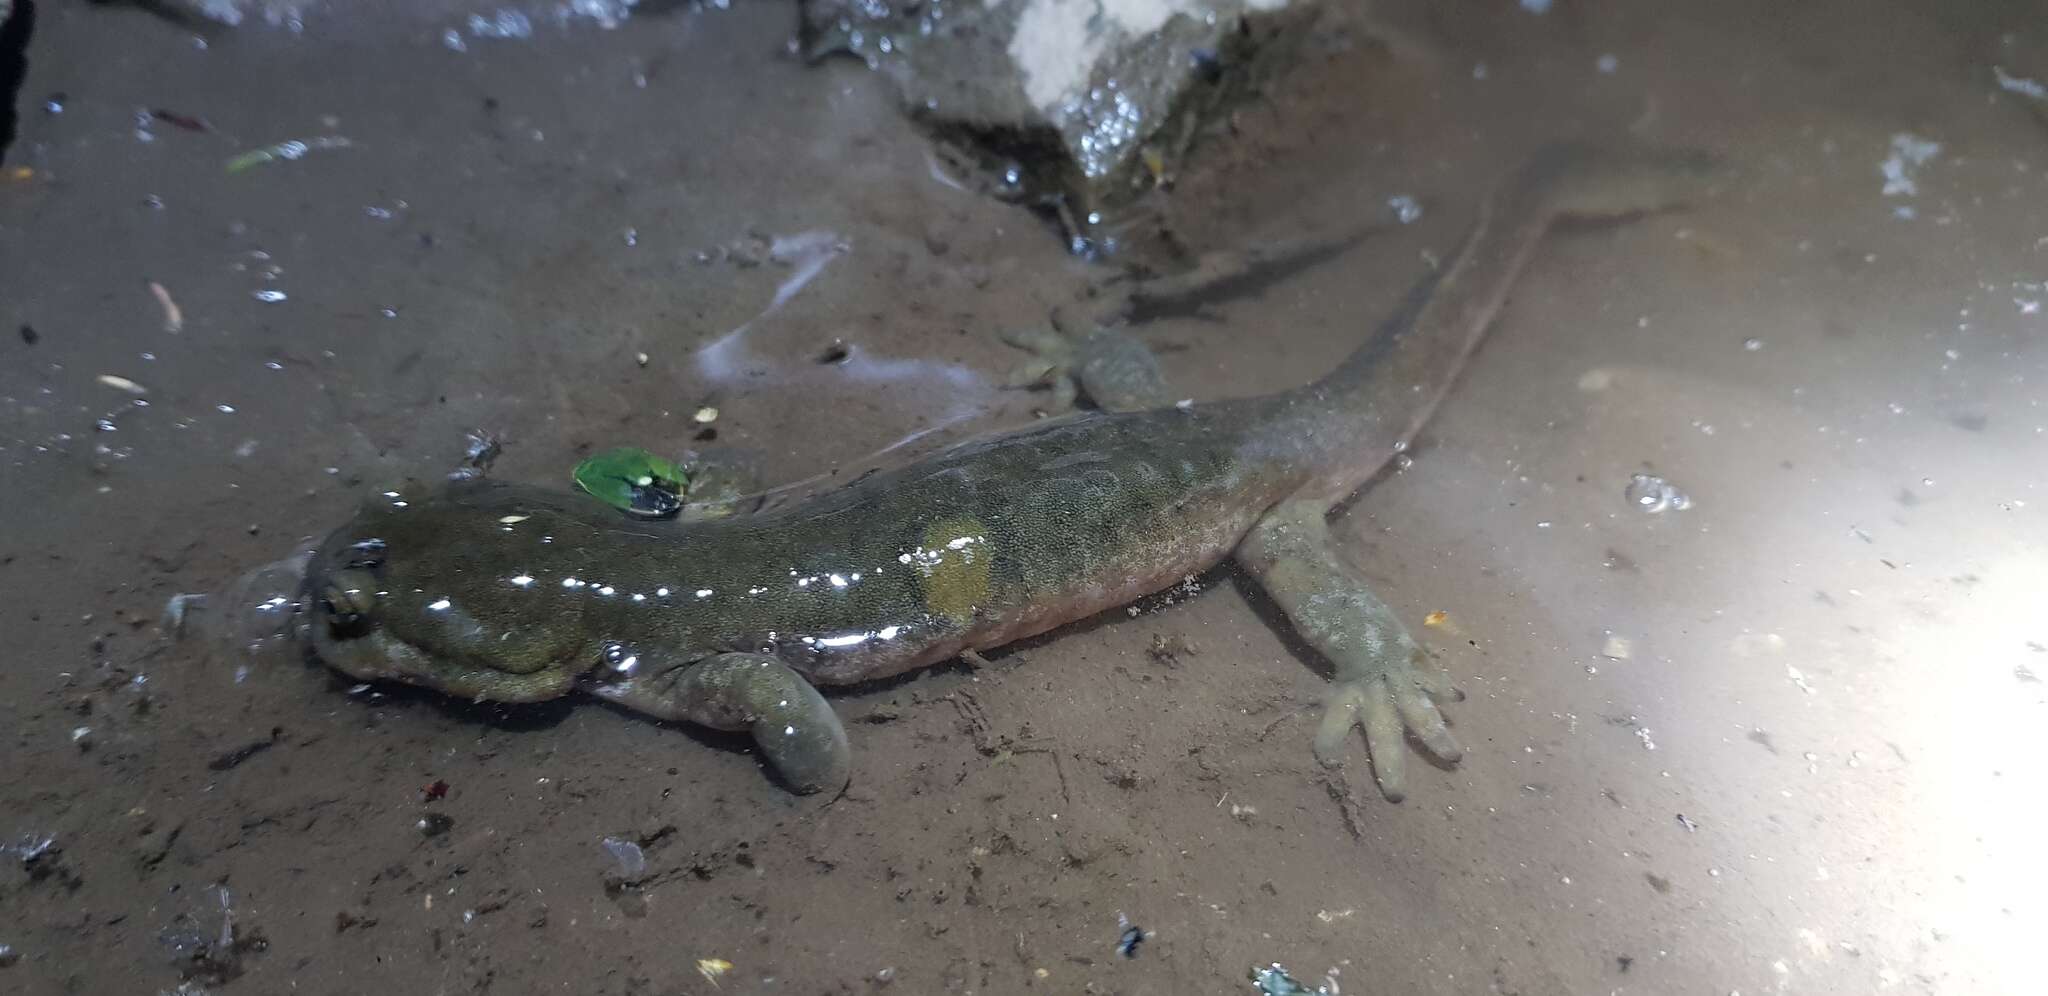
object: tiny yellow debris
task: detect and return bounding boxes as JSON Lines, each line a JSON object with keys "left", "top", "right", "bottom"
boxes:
{"left": 1423, "top": 610, "right": 1449, "bottom": 627}
{"left": 696, "top": 959, "right": 732, "bottom": 986}
{"left": 692, "top": 406, "right": 719, "bottom": 424}
{"left": 148, "top": 280, "right": 183, "bottom": 332}
{"left": 96, "top": 374, "right": 149, "bottom": 395}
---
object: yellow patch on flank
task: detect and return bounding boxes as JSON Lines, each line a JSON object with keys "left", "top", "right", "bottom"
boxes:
{"left": 914, "top": 517, "right": 993, "bottom": 624}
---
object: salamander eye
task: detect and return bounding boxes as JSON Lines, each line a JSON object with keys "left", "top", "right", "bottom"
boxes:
{"left": 321, "top": 567, "right": 379, "bottom": 639}
{"left": 600, "top": 642, "right": 639, "bottom": 678}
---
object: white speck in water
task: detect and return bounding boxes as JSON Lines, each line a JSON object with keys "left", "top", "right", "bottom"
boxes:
{"left": 442, "top": 28, "right": 468, "bottom": 52}
{"left": 1387, "top": 194, "right": 1423, "bottom": 224}
{"left": 263, "top": 361, "right": 283, "bottom": 370}
{"left": 1787, "top": 666, "right": 1816, "bottom": 694}
{"left": 1536, "top": 520, "right": 1553, "bottom": 529}
{"left": 1636, "top": 727, "right": 1656, "bottom": 750}
{"left": 427, "top": 598, "right": 451, "bottom": 611}
{"left": 216, "top": 404, "right": 236, "bottom": 414}
{"left": 468, "top": 10, "right": 533, "bottom": 40}
{"left": 1994, "top": 65, "right": 2048, "bottom": 101}
{"left": 1743, "top": 337, "right": 1762, "bottom": 351}
{"left": 601, "top": 836, "right": 645, "bottom": 876}
{"left": 252, "top": 290, "right": 287, "bottom": 303}
{"left": 509, "top": 575, "right": 534, "bottom": 587}
{"left": 2018, "top": 298, "right": 2042, "bottom": 315}
{"left": 623, "top": 227, "right": 638, "bottom": 247}
{"left": 365, "top": 206, "right": 393, "bottom": 220}
{"left": 1879, "top": 132, "right": 1940, "bottom": 197}
{"left": 1595, "top": 54, "right": 1619, "bottom": 74}
{"left": 1626, "top": 473, "right": 1692, "bottom": 512}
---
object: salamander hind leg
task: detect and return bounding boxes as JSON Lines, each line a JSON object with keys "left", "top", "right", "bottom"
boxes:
{"left": 1236, "top": 501, "right": 1463, "bottom": 802}
{"left": 583, "top": 651, "right": 851, "bottom": 795}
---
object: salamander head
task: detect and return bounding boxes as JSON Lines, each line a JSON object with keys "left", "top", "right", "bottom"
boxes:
{"left": 304, "top": 485, "right": 601, "bottom": 702}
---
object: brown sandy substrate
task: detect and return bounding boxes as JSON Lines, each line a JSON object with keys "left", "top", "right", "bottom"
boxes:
{"left": 3, "top": 1, "right": 2045, "bottom": 993}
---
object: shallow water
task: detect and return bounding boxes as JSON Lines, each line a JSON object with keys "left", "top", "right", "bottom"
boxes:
{"left": 3, "top": 1, "right": 2044, "bottom": 993}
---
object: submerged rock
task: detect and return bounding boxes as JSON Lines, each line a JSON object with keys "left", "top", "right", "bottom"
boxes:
{"left": 801, "top": 0, "right": 1320, "bottom": 255}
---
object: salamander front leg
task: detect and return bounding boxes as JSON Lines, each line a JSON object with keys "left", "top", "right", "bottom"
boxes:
{"left": 1236, "top": 501, "right": 1463, "bottom": 802}
{"left": 583, "top": 651, "right": 851, "bottom": 795}
{"left": 998, "top": 323, "right": 1170, "bottom": 413}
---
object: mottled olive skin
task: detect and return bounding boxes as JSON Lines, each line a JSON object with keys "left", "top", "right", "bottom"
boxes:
{"left": 308, "top": 403, "right": 1301, "bottom": 698}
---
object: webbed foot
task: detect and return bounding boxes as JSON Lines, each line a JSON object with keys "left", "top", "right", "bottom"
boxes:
{"left": 583, "top": 651, "right": 850, "bottom": 794}
{"left": 1237, "top": 501, "right": 1463, "bottom": 802}
{"left": 998, "top": 322, "right": 1170, "bottom": 413}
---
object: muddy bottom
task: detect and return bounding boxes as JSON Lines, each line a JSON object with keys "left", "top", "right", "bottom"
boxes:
{"left": 3, "top": 1, "right": 2044, "bottom": 993}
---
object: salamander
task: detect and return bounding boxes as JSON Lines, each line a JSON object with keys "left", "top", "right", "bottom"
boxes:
{"left": 302, "top": 144, "right": 1720, "bottom": 798}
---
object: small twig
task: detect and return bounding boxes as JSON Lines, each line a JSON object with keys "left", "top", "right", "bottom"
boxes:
{"left": 1256, "top": 703, "right": 1314, "bottom": 741}
{"left": 1322, "top": 769, "right": 1366, "bottom": 843}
